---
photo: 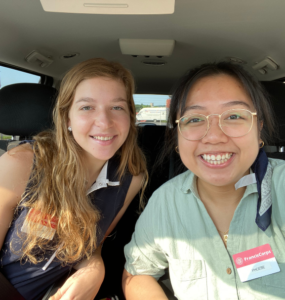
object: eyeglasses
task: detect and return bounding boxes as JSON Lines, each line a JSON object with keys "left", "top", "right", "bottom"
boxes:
{"left": 175, "top": 109, "right": 257, "bottom": 141}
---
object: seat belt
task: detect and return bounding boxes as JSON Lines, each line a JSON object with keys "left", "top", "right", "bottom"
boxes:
{"left": 0, "top": 271, "right": 25, "bottom": 300}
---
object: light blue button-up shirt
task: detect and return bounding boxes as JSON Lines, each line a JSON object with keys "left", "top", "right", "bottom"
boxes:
{"left": 124, "top": 158, "right": 285, "bottom": 300}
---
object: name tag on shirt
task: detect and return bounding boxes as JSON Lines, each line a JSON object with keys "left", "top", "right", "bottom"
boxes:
{"left": 21, "top": 208, "right": 58, "bottom": 240}
{"left": 233, "top": 244, "right": 280, "bottom": 282}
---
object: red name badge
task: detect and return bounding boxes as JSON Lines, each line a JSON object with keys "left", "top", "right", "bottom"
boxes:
{"left": 21, "top": 208, "right": 58, "bottom": 240}
{"left": 233, "top": 244, "right": 280, "bottom": 282}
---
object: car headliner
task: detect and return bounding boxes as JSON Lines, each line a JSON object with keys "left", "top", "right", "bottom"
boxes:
{"left": 1, "top": 0, "right": 285, "bottom": 94}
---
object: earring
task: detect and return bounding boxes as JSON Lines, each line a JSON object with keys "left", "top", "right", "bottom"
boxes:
{"left": 259, "top": 140, "right": 264, "bottom": 148}
{"left": 175, "top": 146, "right": 179, "bottom": 154}
{"left": 68, "top": 127, "right": 72, "bottom": 132}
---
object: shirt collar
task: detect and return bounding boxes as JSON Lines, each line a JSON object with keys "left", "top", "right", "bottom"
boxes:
{"left": 86, "top": 161, "right": 120, "bottom": 195}
{"left": 180, "top": 169, "right": 258, "bottom": 199}
{"left": 181, "top": 170, "right": 198, "bottom": 196}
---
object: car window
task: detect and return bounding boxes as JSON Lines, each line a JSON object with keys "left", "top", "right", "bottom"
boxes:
{"left": 0, "top": 66, "right": 41, "bottom": 140}
{"left": 0, "top": 66, "right": 40, "bottom": 89}
{"left": 0, "top": 133, "right": 13, "bottom": 141}
{"left": 134, "top": 94, "right": 171, "bottom": 125}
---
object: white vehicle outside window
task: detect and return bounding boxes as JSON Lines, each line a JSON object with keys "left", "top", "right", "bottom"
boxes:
{"left": 136, "top": 107, "right": 169, "bottom": 123}
{"left": 133, "top": 94, "right": 171, "bottom": 125}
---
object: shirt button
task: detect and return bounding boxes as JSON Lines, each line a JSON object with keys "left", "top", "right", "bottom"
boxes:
{"left": 99, "top": 183, "right": 102, "bottom": 186}
{"left": 227, "top": 268, "right": 232, "bottom": 275}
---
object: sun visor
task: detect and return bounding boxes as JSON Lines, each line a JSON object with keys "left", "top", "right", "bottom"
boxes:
{"left": 40, "top": 0, "right": 175, "bottom": 15}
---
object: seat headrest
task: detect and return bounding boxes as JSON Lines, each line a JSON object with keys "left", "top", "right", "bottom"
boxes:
{"left": 0, "top": 83, "right": 57, "bottom": 136}
{"left": 261, "top": 81, "right": 285, "bottom": 145}
{"left": 139, "top": 125, "right": 166, "bottom": 149}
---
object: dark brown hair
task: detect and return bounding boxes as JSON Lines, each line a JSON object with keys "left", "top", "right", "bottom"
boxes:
{"left": 163, "top": 61, "right": 278, "bottom": 175}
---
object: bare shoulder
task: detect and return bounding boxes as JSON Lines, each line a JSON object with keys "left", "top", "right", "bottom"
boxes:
{"left": 1, "top": 143, "right": 34, "bottom": 172}
{"left": 0, "top": 143, "right": 34, "bottom": 206}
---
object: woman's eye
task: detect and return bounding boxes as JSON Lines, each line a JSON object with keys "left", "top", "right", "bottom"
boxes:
{"left": 190, "top": 118, "right": 202, "bottom": 122}
{"left": 113, "top": 106, "right": 123, "bottom": 111}
{"left": 81, "top": 106, "right": 92, "bottom": 111}
{"left": 227, "top": 114, "right": 241, "bottom": 120}
{"left": 186, "top": 117, "right": 203, "bottom": 124}
{"left": 181, "top": 117, "right": 204, "bottom": 126}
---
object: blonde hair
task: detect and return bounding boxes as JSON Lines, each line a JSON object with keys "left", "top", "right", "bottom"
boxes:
{"left": 14, "top": 58, "right": 148, "bottom": 265}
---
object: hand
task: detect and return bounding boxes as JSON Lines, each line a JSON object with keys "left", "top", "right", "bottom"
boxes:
{"left": 49, "top": 250, "right": 105, "bottom": 300}
{"left": 49, "top": 266, "right": 103, "bottom": 300}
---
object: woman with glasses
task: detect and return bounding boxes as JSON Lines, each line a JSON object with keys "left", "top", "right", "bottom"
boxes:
{"left": 122, "top": 62, "right": 285, "bottom": 299}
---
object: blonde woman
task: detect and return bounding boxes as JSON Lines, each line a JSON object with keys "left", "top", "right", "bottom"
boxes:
{"left": 0, "top": 58, "right": 147, "bottom": 300}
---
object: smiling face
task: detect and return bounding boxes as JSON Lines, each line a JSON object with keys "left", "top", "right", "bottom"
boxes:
{"left": 68, "top": 77, "right": 130, "bottom": 164}
{"left": 178, "top": 74, "right": 260, "bottom": 188}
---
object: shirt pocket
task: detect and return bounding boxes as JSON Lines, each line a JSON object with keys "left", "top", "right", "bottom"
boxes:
{"left": 168, "top": 258, "right": 207, "bottom": 300}
{"left": 261, "top": 262, "right": 285, "bottom": 290}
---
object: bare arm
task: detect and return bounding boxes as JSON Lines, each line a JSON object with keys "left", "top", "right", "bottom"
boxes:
{"left": 50, "top": 245, "right": 105, "bottom": 300}
{"left": 0, "top": 147, "right": 33, "bottom": 249}
{"left": 122, "top": 269, "right": 168, "bottom": 300}
{"left": 122, "top": 187, "right": 170, "bottom": 300}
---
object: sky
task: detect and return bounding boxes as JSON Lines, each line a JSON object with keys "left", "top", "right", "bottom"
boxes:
{"left": 0, "top": 66, "right": 170, "bottom": 106}
{"left": 133, "top": 94, "right": 170, "bottom": 106}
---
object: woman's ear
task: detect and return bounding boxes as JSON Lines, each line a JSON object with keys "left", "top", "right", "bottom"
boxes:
{"left": 258, "top": 121, "right": 264, "bottom": 146}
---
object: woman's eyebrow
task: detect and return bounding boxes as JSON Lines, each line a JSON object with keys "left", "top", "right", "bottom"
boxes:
{"left": 75, "top": 97, "right": 127, "bottom": 104}
{"left": 183, "top": 100, "right": 251, "bottom": 114}
{"left": 221, "top": 100, "right": 251, "bottom": 109}
{"left": 111, "top": 97, "right": 127, "bottom": 103}
{"left": 75, "top": 97, "right": 95, "bottom": 104}
{"left": 183, "top": 105, "right": 206, "bottom": 114}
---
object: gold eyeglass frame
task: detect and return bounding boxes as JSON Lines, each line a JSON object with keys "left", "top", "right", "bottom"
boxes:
{"left": 175, "top": 108, "right": 257, "bottom": 141}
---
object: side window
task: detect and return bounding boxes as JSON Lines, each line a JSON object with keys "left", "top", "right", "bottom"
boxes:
{"left": 0, "top": 66, "right": 41, "bottom": 89}
{"left": 0, "top": 66, "right": 41, "bottom": 140}
{"left": 134, "top": 94, "right": 171, "bottom": 126}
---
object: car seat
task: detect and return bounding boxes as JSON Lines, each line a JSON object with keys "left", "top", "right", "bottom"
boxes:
{"left": 261, "top": 81, "right": 285, "bottom": 160}
{"left": 0, "top": 83, "right": 57, "bottom": 299}
{"left": 0, "top": 83, "right": 57, "bottom": 155}
{"left": 95, "top": 124, "right": 179, "bottom": 300}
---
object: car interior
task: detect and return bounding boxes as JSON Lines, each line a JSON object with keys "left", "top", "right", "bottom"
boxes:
{"left": 1, "top": 0, "right": 285, "bottom": 299}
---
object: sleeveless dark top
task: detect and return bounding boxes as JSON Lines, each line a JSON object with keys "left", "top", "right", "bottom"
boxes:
{"left": 0, "top": 142, "right": 133, "bottom": 300}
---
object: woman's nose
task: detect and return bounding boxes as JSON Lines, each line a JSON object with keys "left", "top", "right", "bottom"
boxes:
{"left": 202, "top": 116, "right": 228, "bottom": 142}
{"left": 95, "top": 110, "right": 113, "bottom": 129}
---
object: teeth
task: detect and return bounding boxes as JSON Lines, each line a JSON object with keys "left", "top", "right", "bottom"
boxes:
{"left": 201, "top": 153, "right": 233, "bottom": 165}
{"left": 92, "top": 136, "right": 113, "bottom": 141}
